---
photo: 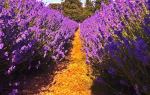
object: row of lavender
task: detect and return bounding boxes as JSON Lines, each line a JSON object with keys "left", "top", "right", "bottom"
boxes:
{"left": 0, "top": 0, "right": 78, "bottom": 76}
{"left": 81, "top": 0, "right": 150, "bottom": 94}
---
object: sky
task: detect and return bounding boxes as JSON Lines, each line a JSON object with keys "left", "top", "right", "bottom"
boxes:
{"left": 42, "top": 0, "right": 86, "bottom": 5}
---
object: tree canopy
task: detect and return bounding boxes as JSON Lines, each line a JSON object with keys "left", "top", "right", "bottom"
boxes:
{"left": 62, "top": 0, "right": 83, "bottom": 22}
{"left": 49, "top": 0, "right": 109, "bottom": 22}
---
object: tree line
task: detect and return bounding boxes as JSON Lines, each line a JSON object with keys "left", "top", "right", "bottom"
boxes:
{"left": 49, "top": 0, "right": 109, "bottom": 22}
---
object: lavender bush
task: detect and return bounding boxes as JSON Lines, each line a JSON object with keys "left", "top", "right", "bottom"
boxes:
{"left": 81, "top": 0, "right": 150, "bottom": 94}
{"left": 0, "top": 0, "right": 78, "bottom": 93}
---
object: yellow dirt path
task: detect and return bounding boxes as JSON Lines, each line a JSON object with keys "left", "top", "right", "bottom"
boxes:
{"left": 39, "top": 29, "right": 93, "bottom": 95}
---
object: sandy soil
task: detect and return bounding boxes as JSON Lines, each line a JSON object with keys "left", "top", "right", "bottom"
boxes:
{"left": 39, "top": 29, "right": 93, "bottom": 95}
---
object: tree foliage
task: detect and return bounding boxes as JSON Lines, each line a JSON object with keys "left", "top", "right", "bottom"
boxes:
{"left": 49, "top": 0, "right": 110, "bottom": 22}
{"left": 62, "top": 0, "right": 83, "bottom": 22}
{"left": 49, "top": 3, "right": 62, "bottom": 11}
{"left": 83, "top": 0, "right": 94, "bottom": 18}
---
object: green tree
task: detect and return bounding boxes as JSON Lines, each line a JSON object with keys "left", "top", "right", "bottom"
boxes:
{"left": 84, "top": 0, "right": 94, "bottom": 17}
{"left": 85, "top": 0, "right": 94, "bottom": 9}
{"left": 94, "top": 0, "right": 101, "bottom": 10}
{"left": 49, "top": 3, "right": 62, "bottom": 11}
{"left": 62, "top": 0, "right": 83, "bottom": 22}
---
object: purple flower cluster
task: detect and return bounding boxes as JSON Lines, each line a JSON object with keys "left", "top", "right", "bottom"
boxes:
{"left": 0, "top": 0, "right": 78, "bottom": 75}
{"left": 81, "top": 0, "right": 150, "bottom": 94}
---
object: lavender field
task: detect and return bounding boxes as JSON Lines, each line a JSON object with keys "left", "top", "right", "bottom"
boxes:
{"left": 0, "top": 0, "right": 150, "bottom": 95}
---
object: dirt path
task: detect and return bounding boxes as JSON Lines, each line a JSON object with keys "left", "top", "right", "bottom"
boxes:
{"left": 39, "top": 29, "right": 93, "bottom": 95}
